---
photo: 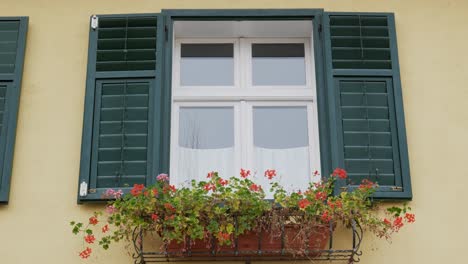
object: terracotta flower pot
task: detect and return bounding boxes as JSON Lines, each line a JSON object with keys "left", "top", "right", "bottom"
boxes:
{"left": 165, "top": 224, "right": 330, "bottom": 257}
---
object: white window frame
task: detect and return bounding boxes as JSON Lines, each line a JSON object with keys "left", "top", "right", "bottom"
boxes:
{"left": 170, "top": 35, "right": 322, "bottom": 186}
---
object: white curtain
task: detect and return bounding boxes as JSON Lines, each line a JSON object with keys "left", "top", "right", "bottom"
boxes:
{"left": 174, "top": 147, "right": 235, "bottom": 186}
{"left": 253, "top": 146, "right": 311, "bottom": 199}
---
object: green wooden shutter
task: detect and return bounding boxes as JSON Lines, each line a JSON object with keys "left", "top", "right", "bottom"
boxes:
{"left": 0, "top": 17, "right": 28, "bottom": 204}
{"left": 324, "top": 13, "right": 412, "bottom": 199}
{"left": 78, "top": 14, "right": 166, "bottom": 202}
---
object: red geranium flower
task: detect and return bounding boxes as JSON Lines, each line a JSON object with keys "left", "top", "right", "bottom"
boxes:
{"left": 315, "top": 191, "right": 327, "bottom": 201}
{"left": 151, "top": 213, "right": 159, "bottom": 221}
{"left": 332, "top": 168, "right": 347, "bottom": 179}
{"left": 298, "top": 198, "right": 311, "bottom": 209}
{"left": 249, "top": 184, "right": 261, "bottom": 192}
{"left": 240, "top": 169, "right": 251, "bottom": 178}
{"left": 264, "top": 169, "right": 276, "bottom": 180}
{"left": 130, "top": 184, "right": 145, "bottom": 196}
{"left": 218, "top": 178, "right": 229, "bottom": 186}
{"left": 359, "top": 179, "right": 375, "bottom": 190}
{"left": 169, "top": 185, "right": 176, "bottom": 192}
{"left": 89, "top": 216, "right": 98, "bottom": 225}
{"left": 383, "top": 218, "right": 392, "bottom": 226}
{"left": 204, "top": 183, "right": 216, "bottom": 191}
{"left": 393, "top": 216, "right": 404, "bottom": 230}
{"left": 335, "top": 200, "right": 343, "bottom": 208}
{"left": 405, "top": 213, "right": 415, "bottom": 223}
{"left": 79, "top": 247, "right": 92, "bottom": 259}
{"left": 164, "top": 203, "right": 176, "bottom": 212}
{"left": 207, "top": 171, "right": 215, "bottom": 178}
{"left": 84, "top": 234, "right": 95, "bottom": 244}
{"left": 321, "top": 211, "right": 332, "bottom": 222}
{"left": 102, "top": 224, "right": 109, "bottom": 233}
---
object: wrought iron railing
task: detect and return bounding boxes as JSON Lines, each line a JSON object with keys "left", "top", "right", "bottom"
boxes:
{"left": 131, "top": 218, "right": 363, "bottom": 264}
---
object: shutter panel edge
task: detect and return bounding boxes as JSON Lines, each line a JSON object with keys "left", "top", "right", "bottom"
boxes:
{"left": 78, "top": 14, "right": 165, "bottom": 202}
{"left": 324, "top": 12, "right": 412, "bottom": 200}
{"left": 0, "top": 17, "right": 28, "bottom": 204}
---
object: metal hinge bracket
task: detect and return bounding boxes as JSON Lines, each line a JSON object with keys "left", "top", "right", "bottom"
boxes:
{"left": 91, "top": 15, "right": 99, "bottom": 30}
{"left": 79, "top": 181, "right": 88, "bottom": 197}
{"left": 391, "top": 186, "right": 403, "bottom": 191}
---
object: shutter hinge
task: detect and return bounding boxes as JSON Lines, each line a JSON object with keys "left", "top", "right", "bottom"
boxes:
{"left": 79, "top": 181, "right": 88, "bottom": 197}
{"left": 164, "top": 25, "right": 168, "bottom": 41}
{"left": 318, "top": 23, "right": 323, "bottom": 33}
{"left": 91, "top": 15, "right": 99, "bottom": 30}
{"left": 88, "top": 188, "right": 97, "bottom": 194}
{"left": 391, "top": 186, "right": 403, "bottom": 191}
{"left": 340, "top": 186, "right": 348, "bottom": 191}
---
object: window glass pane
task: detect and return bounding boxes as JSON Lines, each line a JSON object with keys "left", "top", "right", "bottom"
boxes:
{"left": 180, "top": 44, "right": 234, "bottom": 86}
{"left": 175, "top": 107, "right": 235, "bottom": 185}
{"left": 179, "top": 107, "right": 234, "bottom": 149}
{"left": 252, "top": 43, "right": 306, "bottom": 86}
{"left": 253, "top": 106, "right": 308, "bottom": 148}
{"left": 252, "top": 106, "right": 310, "bottom": 197}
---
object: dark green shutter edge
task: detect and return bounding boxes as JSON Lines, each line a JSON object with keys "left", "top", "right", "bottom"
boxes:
{"left": 324, "top": 12, "right": 412, "bottom": 200}
{"left": 0, "top": 17, "right": 28, "bottom": 204}
{"left": 78, "top": 14, "right": 165, "bottom": 203}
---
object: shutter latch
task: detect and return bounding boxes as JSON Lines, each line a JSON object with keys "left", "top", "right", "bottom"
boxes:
{"left": 91, "top": 15, "right": 99, "bottom": 30}
{"left": 79, "top": 181, "right": 88, "bottom": 197}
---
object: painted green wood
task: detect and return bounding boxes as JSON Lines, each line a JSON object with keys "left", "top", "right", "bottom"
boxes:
{"left": 91, "top": 79, "right": 151, "bottom": 188}
{"left": 324, "top": 12, "right": 412, "bottom": 200}
{"left": 96, "top": 16, "right": 158, "bottom": 72}
{"left": 0, "top": 17, "right": 28, "bottom": 204}
{"left": 78, "top": 14, "right": 165, "bottom": 202}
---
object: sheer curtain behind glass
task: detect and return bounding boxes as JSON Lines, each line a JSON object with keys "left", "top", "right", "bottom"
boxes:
{"left": 252, "top": 106, "right": 311, "bottom": 197}
{"left": 175, "top": 107, "right": 235, "bottom": 185}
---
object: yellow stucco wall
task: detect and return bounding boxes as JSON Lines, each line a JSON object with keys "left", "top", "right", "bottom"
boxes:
{"left": 0, "top": 0, "right": 467, "bottom": 263}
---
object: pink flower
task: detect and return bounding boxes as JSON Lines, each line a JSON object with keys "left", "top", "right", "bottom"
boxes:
{"left": 113, "top": 189, "right": 123, "bottom": 198}
{"left": 104, "top": 188, "right": 116, "bottom": 198}
{"left": 106, "top": 205, "right": 117, "bottom": 214}
{"left": 157, "top": 173, "right": 169, "bottom": 182}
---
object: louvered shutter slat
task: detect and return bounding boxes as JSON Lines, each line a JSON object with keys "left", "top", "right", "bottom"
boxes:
{"left": 79, "top": 14, "right": 164, "bottom": 201}
{"left": 93, "top": 81, "right": 150, "bottom": 188}
{"left": 330, "top": 15, "right": 392, "bottom": 70}
{"left": 0, "top": 21, "right": 19, "bottom": 74}
{"left": 96, "top": 16, "right": 158, "bottom": 72}
{"left": 325, "top": 13, "right": 412, "bottom": 199}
